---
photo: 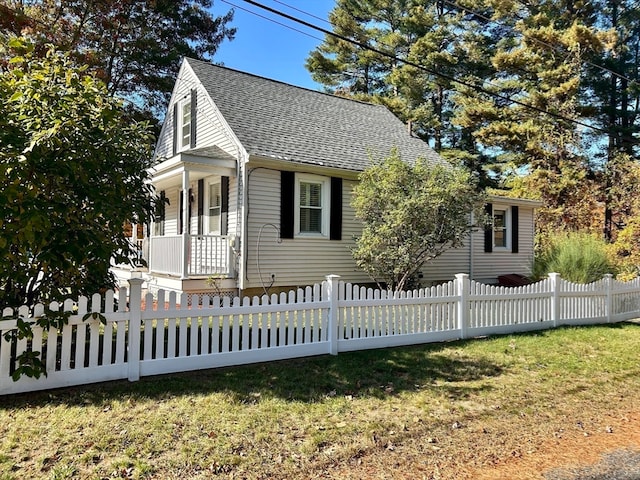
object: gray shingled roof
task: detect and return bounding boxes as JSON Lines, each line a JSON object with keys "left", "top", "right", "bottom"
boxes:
{"left": 187, "top": 58, "right": 446, "bottom": 172}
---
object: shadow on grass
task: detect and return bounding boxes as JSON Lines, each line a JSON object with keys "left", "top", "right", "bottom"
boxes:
{"left": 6, "top": 322, "right": 636, "bottom": 409}
{"left": 0, "top": 339, "right": 503, "bottom": 408}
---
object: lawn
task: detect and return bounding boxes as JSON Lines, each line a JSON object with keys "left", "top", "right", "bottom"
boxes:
{"left": 1, "top": 322, "right": 640, "bottom": 479}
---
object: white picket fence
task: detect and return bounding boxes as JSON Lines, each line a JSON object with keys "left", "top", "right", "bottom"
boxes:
{"left": 1, "top": 273, "right": 639, "bottom": 396}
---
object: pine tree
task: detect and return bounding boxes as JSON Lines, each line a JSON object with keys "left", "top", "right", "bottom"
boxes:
{"left": 306, "top": 0, "right": 496, "bottom": 159}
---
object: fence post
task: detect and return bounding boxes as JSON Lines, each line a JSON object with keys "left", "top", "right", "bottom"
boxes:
{"left": 127, "top": 277, "right": 144, "bottom": 382}
{"left": 604, "top": 273, "right": 613, "bottom": 323}
{"left": 548, "top": 273, "right": 560, "bottom": 328}
{"left": 455, "top": 273, "right": 469, "bottom": 340}
{"left": 325, "top": 274, "right": 341, "bottom": 355}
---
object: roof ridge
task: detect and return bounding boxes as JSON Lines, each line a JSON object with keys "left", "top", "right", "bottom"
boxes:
{"left": 185, "top": 57, "right": 389, "bottom": 110}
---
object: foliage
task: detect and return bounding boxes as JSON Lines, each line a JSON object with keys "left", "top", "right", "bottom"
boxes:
{"left": 0, "top": 37, "right": 155, "bottom": 308}
{"left": 305, "top": 0, "right": 496, "bottom": 158}
{"left": 351, "top": 150, "right": 485, "bottom": 291}
{"left": 505, "top": 160, "right": 603, "bottom": 250}
{"left": 309, "top": 0, "right": 640, "bottom": 245}
{"left": 605, "top": 159, "right": 640, "bottom": 278}
{"left": 531, "top": 232, "right": 615, "bottom": 283}
{"left": 607, "top": 217, "right": 640, "bottom": 281}
{"left": 0, "top": 0, "right": 236, "bottom": 115}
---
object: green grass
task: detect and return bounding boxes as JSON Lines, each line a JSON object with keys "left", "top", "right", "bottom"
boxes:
{"left": 1, "top": 322, "right": 640, "bottom": 479}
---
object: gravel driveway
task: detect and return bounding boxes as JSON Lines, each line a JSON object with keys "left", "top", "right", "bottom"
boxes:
{"left": 544, "top": 449, "right": 640, "bottom": 480}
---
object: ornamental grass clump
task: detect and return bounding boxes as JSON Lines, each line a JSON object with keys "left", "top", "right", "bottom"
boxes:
{"left": 532, "top": 232, "right": 615, "bottom": 283}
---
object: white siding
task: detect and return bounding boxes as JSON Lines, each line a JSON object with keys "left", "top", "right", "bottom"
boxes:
{"left": 245, "top": 169, "right": 538, "bottom": 289}
{"left": 163, "top": 187, "right": 180, "bottom": 236}
{"left": 155, "top": 61, "right": 240, "bottom": 161}
{"left": 245, "top": 169, "right": 370, "bottom": 289}
{"left": 419, "top": 241, "right": 472, "bottom": 285}
{"left": 472, "top": 206, "right": 536, "bottom": 283}
{"left": 227, "top": 173, "right": 239, "bottom": 238}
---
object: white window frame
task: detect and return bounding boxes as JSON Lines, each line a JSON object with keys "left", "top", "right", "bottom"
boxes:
{"left": 493, "top": 206, "right": 510, "bottom": 250}
{"left": 179, "top": 97, "right": 191, "bottom": 151}
{"left": 294, "top": 173, "right": 329, "bottom": 238}
{"left": 207, "top": 179, "right": 222, "bottom": 235}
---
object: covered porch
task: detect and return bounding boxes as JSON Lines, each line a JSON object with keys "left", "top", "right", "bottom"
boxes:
{"left": 148, "top": 234, "right": 234, "bottom": 277}
{"left": 147, "top": 146, "right": 238, "bottom": 281}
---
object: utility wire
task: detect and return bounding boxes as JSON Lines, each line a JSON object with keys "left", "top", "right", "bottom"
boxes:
{"left": 271, "top": 0, "right": 332, "bottom": 26}
{"left": 219, "top": 0, "right": 324, "bottom": 42}
{"left": 240, "top": 0, "right": 613, "bottom": 137}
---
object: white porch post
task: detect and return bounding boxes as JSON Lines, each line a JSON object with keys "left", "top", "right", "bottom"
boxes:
{"left": 181, "top": 169, "right": 190, "bottom": 279}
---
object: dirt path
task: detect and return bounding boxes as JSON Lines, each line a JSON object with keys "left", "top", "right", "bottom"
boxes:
{"left": 465, "top": 410, "right": 640, "bottom": 479}
{"left": 316, "top": 409, "right": 640, "bottom": 480}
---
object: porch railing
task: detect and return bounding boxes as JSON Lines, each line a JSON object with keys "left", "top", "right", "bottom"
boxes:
{"left": 189, "top": 235, "right": 231, "bottom": 276}
{"left": 148, "top": 235, "right": 232, "bottom": 277}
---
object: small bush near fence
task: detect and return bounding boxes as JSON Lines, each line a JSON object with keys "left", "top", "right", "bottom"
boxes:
{"left": 2, "top": 273, "right": 640, "bottom": 396}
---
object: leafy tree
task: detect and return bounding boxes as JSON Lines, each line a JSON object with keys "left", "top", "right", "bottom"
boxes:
{"left": 351, "top": 150, "right": 485, "bottom": 291}
{"left": 604, "top": 157, "right": 640, "bottom": 278}
{"left": 0, "top": 37, "right": 155, "bottom": 308}
{"left": 0, "top": 0, "right": 236, "bottom": 115}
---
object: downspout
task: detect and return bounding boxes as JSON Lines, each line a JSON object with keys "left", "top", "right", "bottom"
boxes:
{"left": 238, "top": 150, "right": 249, "bottom": 293}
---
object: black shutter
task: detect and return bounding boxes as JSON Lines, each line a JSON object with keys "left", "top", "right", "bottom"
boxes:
{"left": 190, "top": 89, "right": 197, "bottom": 148}
{"left": 221, "top": 176, "right": 229, "bottom": 236}
{"left": 172, "top": 102, "right": 179, "bottom": 156}
{"left": 280, "top": 171, "right": 295, "bottom": 239}
{"left": 511, "top": 206, "right": 519, "bottom": 253}
{"left": 330, "top": 177, "right": 342, "bottom": 240}
{"left": 197, "top": 179, "right": 204, "bottom": 235}
{"left": 156, "top": 190, "right": 166, "bottom": 221}
{"left": 484, "top": 203, "right": 493, "bottom": 253}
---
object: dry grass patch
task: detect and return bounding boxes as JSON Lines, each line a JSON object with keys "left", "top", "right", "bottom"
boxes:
{"left": 1, "top": 322, "right": 640, "bottom": 479}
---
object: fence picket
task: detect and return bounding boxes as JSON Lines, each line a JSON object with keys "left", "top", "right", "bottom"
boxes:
{"left": 178, "top": 293, "right": 188, "bottom": 357}
{"left": 222, "top": 296, "right": 231, "bottom": 353}
{"left": 251, "top": 296, "right": 260, "bottom": 350}
{"left": 278, "top": 292, "right": 287, "bottom": 347}
{"left": 232, "top": 297, "right": 241, "bottom": 352}
{"left": 304, "top": 287, "right": 313, "bottom": 343}
{"left": 315, "top": 283, "right": 323, "bottom": 341}
{"left": 241, "top": 297, "right": 250, "bottom": 350}
{"left": 4, "top": 272, "right": 640, "bottom": 395}
{"left": 201, "top": 295, "right": 211, "bottom": 355}
{"left": 85, "top": 295, "right": 99, "bottom": 367}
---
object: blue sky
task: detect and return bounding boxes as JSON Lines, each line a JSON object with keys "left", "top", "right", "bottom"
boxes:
{"left": 213, "top": 0, "right": 335, "bottom": 90}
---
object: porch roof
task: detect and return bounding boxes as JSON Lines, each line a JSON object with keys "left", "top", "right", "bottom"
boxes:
{"left": 151, "top": 145, "right": 237, "bottom": 187}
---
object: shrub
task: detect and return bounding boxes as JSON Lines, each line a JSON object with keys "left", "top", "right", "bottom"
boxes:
{"left": 606, "top": 217, "right": 640, "bottom": 281}
{"left": 532, "top": 232, "right": 615, "bottom": 283}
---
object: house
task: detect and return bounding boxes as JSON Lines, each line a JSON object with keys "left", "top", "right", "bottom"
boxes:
{"left": 113, "top": 58, "right": 541, "bottom": 297}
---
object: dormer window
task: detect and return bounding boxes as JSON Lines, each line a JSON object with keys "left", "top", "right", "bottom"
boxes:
{"left": 180, "top": 99, "right": 192, "bottom": 149}
{"left": 172, "top": 89, "right": 197, "bottom": 155}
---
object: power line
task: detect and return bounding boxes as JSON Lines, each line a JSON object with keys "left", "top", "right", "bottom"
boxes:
{"left": 225, "top": 0, "right": 561, "bottom": 103}
{"left": 240, "top": 0, "right": 613, "bottom": 137}
{"left": 271, "top": 0, "right": 332, "bottom": 26}
{"left": 219, "top": 0, "right": 324, "bottom": 43}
